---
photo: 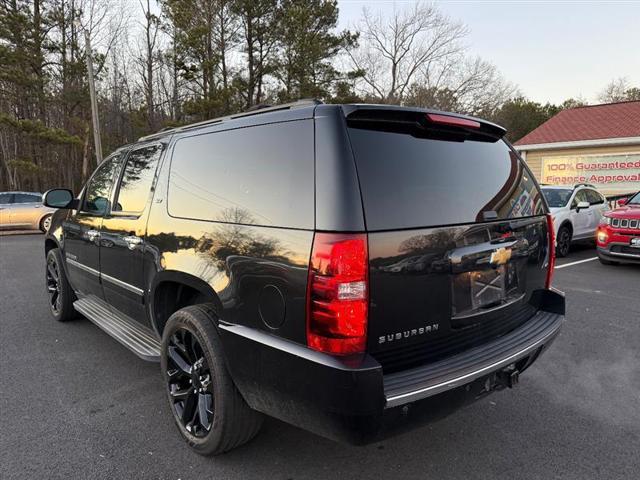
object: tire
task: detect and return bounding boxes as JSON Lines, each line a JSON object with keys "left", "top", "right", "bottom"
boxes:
{"left": 161, "top": 304, "right": 263, "bottom": 455}
{"left": 556, "top": 225, "right": 572, "bottom": 258}
{"left": 45, "top": 248, "right": 77, "bottom": 321}
{"left": 40, "top": 214, "right": 52, "bottom": 232}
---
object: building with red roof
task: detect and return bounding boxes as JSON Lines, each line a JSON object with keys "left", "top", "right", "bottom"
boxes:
{"left": 514, "top": 101, "right": 640, "bottom": 195}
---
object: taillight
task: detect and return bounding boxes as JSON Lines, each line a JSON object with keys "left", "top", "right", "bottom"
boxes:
{"left": 426, "top": 113, "right": 481, "bottom": 129}
{"left": 306, "top": 232, "right": 368, "bottom": 355}
{"left": 545, "top": 213, "right": 556, "bottom": 289}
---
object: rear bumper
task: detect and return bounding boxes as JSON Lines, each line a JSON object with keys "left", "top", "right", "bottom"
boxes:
{"left": 384, "top": 309, "right": 562, "bottom": 407}
{"left": 219, "top": 289, "right": 565, "bottom": 445}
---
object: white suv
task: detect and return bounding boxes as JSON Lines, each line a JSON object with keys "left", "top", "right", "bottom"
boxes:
{"left": 541, "top": 184, "right": 610, "bottom": 257}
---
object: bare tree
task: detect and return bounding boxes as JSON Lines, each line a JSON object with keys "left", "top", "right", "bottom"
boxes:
{"left": 214, "top": 0, "right": 240, "bottom": 113}
{"left": 407, "top": 55, "right": 518, "bottom": 115}
{"left": 597, "top": 77, "right": 634, "bottom": 103}
{"left": 348, "top": 1, "right": 467, "bottom": 103}
{"left": 136, "top": 0, "right": 161, "bottom": 129}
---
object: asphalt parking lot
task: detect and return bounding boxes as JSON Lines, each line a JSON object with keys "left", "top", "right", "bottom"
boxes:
{"left": 1, "top": 234, "right": 638, "bottom": 480}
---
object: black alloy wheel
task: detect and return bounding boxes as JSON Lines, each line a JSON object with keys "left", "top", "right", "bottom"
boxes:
{"left": 162, "top": 305, "right": 264, "bottom": 455}
{"left": 556, "top": 226, "right": 571, "bottom": 257}
{"left": 45, "top": 248, "right": 76, "bottom": 321}
{"left": 166, "top": 328, "right": 214, "bottom": 438}
{"left": 46, "top": 253, "right": 62, "bottom": 315}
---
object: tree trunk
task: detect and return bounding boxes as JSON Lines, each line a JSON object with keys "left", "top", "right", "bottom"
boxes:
{"left": 247, "top": 17, "right": 254, "bottom": 107}
{"left": 145, "top": 0, "right": 155, "bottom": 130}
{"left": 81, "top": 124, "right": 90, "bottom": 181}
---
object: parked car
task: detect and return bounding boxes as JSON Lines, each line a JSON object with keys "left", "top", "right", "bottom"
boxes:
{"left": 540, "top": 184, "right": 609, "bottom": 257}
{"left": 0, "top": 191, "right": 55, "bottom": 232}
{"left": 596, "top": 191, "right": 640, "bottom": 265}
{"left": 42, "top": 101, "right": 565, "bottom": 455}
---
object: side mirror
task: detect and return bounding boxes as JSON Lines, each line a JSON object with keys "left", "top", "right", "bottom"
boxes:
{"left": 43, "top": 189, "right": 78, "bottom": 209}
{"left": 618, "top": 198, "right": 627, "bottom": 206}
{"left": 576, "top": 201, "right": 590, "bottom": 212}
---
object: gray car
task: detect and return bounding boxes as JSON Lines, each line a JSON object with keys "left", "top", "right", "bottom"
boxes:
{"left": 0, "top": 191, "right": 56, "bottom": 232}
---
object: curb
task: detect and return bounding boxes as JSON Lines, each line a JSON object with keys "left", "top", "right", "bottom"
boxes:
{"left": 0, "top": 230, "right": 44, "bottom": 237}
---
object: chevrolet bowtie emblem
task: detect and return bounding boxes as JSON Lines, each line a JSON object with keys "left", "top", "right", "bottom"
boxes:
{"left": 490, "top": 247, "right": 512, "bottom": 266}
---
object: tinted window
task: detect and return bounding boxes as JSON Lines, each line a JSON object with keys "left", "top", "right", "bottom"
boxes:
{"left": 0, "top": 193, "right": 13, "bottom": 204}
{"left": 168, "top": 121, "right": 314, "bottom": 229}
{"left": 113, "top": 145, "right": 162, "bottom": 213}
{"left": 542, "top": 188, "right": 572, "bottom": 208}
{"left": 347, "top": 128, "right": 545, "bottom": 230}
{"left": 585, "top": 189, "right": 604, "bottom": 205}
{"left": 83, "top": 154, "right": 123, "bottom": 215}
{"left": 14, "top": 193, "right": 41, "bottom": 204}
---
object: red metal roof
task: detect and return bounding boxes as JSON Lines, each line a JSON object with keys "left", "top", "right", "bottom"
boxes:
{"left": 515, "top": 101, "right": 640, "bottom": 146}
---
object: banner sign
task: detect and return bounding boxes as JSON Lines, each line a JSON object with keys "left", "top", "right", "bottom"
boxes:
{"left": 541, "top": 152, "right": 640, "bottom": 193}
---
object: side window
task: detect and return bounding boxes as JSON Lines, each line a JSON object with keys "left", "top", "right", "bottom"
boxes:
{"left": 113, "top": 144, "right": 163, "bottom": 213}
{"left": 168, "top": 121, "right": 314, "bottom": 229}
{"left": 14, "top": 193, "right": 41, "bottom": 204}
{"left": 571, "top": 190, "right": 588, "bottom": 209}
{"left": 0, "top": 193, "right": 14, "bottom": 204}
{"left": 82, "top": 154, "right": 123, "bottom": 215}
{"left": 586, "top": 189, "right": 604, "bottom": 205}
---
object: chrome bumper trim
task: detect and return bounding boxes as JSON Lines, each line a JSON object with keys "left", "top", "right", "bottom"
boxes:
{"left": 384, "top": 312, "right": 563, "bottom": 408}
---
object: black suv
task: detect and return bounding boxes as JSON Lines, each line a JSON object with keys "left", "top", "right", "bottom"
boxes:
{"left": 43, "top": 101, "right": 564, "bottom": 455}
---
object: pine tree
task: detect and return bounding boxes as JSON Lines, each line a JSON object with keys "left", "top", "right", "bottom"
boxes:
{"left": 276, "top": 0, "right": 356, "bottom": 102}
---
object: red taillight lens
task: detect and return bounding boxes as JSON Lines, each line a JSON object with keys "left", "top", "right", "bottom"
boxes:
{"left": 426, "top": 113, "right": 481, "bottom": 129}
{"left": 306, "top": 233, "right": 368, "bottom": 355}
{"left": 545, "top": 213, "right": 556, "bottom": 289}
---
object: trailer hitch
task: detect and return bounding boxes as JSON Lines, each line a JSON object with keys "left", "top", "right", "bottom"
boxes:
{"left": 496, "top": 363, "right": 520, "bottom": 389}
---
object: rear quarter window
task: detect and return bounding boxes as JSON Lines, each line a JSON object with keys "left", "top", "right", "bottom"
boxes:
{"left": 347, "top": 128, "right": 545, "bottom": 230}
{"left": 168, "top": 120, "right": 314, "bottom": 229}
{"left": 585, "top": 189, "right": 605, "bottom": 205}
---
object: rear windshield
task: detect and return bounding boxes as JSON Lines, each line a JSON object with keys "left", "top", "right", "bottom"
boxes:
{"left": 347, "top": 128, "right": 545, "bottom": 230}
{"left": 542, "top": 188, "right": 573, "bottom": 208}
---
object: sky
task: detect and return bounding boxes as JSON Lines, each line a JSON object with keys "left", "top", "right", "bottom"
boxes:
{"left": 337, "top": 0, "right": 640, "bottom": 104}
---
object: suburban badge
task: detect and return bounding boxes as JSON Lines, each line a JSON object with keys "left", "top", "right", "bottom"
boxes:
{"left": 378, "top": 324, "right": 440, "bottom": 344}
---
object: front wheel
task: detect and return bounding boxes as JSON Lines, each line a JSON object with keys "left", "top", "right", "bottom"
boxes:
{"left": 40, "top": 214, "right": 52, "bottom": 232}
{"left": 45, "top": 248, "right": 77, "bottom": 321}
{"left": 556, "top": 226, "right": 572, "bottom": 258}
{"left": 161, "top": 305, "right": 263, "bottom": 455}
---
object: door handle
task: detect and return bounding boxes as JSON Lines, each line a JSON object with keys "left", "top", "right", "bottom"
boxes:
{"left": 86, "top": 230, "right": 100, "bottom": 241}
{"left": 123, "top": 235, "right": 143, "bottom": 250}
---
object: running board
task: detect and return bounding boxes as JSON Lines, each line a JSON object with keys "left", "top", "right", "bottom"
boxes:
{"left": 73, "top": 295, "right": 161, "bottom": 362}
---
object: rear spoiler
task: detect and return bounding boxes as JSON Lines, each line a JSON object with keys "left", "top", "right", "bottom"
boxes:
{"left": 342, "top": 105, "right": 506, "bottom": 143}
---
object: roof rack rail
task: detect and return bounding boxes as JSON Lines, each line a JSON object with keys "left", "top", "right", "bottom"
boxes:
{"left": 573, "top": 183, "right": 597, "bottom": 189}
{"left": 138, "top": 98, "right": 323, "bottom": 142}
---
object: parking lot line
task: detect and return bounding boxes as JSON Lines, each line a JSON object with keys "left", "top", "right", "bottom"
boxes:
{"left": 555, "top": 257, "right": 598, "bottom": 269}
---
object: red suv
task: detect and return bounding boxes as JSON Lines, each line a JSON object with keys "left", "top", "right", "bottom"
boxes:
{"left": 597, "top": 191, "right": 640, "bottom": 265}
